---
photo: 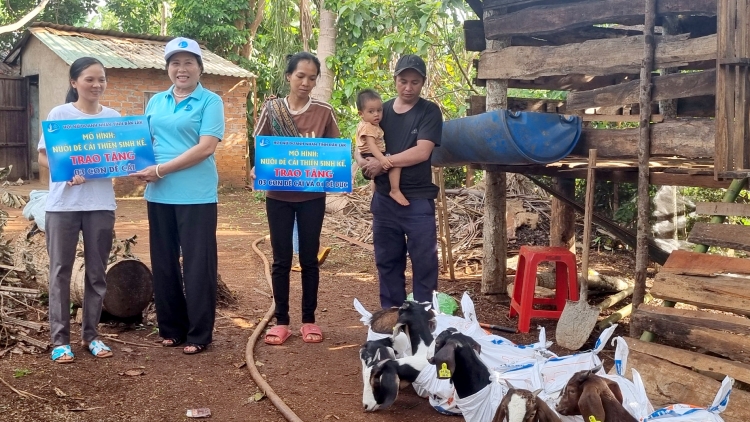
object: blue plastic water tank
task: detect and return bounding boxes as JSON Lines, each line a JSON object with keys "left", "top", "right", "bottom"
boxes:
{"left": 431, "top": 110, "right": 582, "bottom": 167}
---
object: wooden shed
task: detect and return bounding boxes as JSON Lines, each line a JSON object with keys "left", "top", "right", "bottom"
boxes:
{"left": 463, "top": 1, "right": 750, "bottom": 420}
{"left": 2, "top": 22, "right": 255, "bottom": 195}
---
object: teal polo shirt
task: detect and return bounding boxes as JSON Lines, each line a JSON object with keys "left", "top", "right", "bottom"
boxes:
{"left": 144, "top": 83, "right": 224, "bottom": 204}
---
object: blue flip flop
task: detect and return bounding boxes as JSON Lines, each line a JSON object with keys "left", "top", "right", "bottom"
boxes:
{"left": 88, "top": 340, "right": 113, "bottom": 358}
{"left": 51, "top": 345, "right": 75, "bottom": 363}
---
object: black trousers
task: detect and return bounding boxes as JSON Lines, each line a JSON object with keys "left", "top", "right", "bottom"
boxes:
{"left": 266, "top": 197, "right": 326, "bottom": 325}
{"left": 147, "top": 202, "right": 217, "bottom": 346}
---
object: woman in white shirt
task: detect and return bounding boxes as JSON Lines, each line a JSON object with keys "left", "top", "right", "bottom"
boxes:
{"left": 38, "top": 57, "right": 118, "bottom": 363}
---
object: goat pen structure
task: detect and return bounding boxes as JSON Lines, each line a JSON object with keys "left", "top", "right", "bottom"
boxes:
{"left": 463, "top": 1, "right": 750, "bottom": 420}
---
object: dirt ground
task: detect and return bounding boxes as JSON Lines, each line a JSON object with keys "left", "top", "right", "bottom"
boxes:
{"left": 0, "top": 189, "right": 633, "bottom": 421}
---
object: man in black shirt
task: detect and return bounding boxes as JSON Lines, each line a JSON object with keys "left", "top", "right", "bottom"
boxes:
{"left": 357, "top": 55, "right": 443, "bottom": 308}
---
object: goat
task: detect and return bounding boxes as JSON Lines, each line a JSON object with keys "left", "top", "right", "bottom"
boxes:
{"left": 361, "top": 350, "right": 426, "bottom": 411}
{"left": 430, "top": 330, "right": 561, "bottom": 422}
{"left": 393, "top": 301, "right": 436, "bottom": 357}
{"left": 360, "top": 338, "right": 397, "bottom": 411}
{"left": 493, "top": 387, "right": 561, "bottom": 422}
{"left": 555, "top": 367, "right": 637, "bottom": 422}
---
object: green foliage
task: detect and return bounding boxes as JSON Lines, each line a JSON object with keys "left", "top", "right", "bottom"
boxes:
{"left": 1, "top": 0, "right": 98, "bottom": 50}
{"left": 508, "top": 88, "right": 567, "bottom": 100}
{"left": 13, "top": 368, "right": 31, "bottom": 378}
{"left": 327, "top": 0, "right": 476, "bottom": 138}
{"left": 101, "top": 0, "right": 165, "bottom": 34}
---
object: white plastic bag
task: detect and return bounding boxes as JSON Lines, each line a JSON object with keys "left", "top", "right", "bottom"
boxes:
{"left": 22, "top": 190, "right": 48, "bottom": 231}
{"left": 353, "top": 298, "right": 410, "bottom": 357}
{"left": 600, "top": 337, "right": 654, "bottom": 420}
{"left": 643, "top": 376, "right": 733, "bottom": 422}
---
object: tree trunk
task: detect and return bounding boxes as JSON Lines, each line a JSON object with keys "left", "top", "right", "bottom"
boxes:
{"left": 632, "top": 0, "right": 657, "bottom": 335}
{"left": 481, "top": 8, "right": 509, "bottom": 295}
{"left": 311, "top": 1, "right": 336, "bottom": 102}
{"left": 0, "top": 0, "right": 50, "bottom": 34}
{"left": 550, "top": 177, "right": 576, "bottom": 252}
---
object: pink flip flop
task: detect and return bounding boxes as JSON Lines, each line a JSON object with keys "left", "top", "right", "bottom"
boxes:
{"left": 299, "top": 323, "right": 324, "bottom": 343}
{"left": 264, "top": 326, "right": 292, "bottom": 345}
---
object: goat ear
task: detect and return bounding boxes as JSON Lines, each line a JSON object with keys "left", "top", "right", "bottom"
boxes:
{"left": 579, "top": 383, "right": 606, "bottom": 422}
{"left": 466, "top": 336, "right": 482, "bottom": 355}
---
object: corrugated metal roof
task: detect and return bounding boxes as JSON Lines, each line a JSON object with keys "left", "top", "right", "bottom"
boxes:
{"left": 22, "top": 25, "right": 254, "bottom": 79}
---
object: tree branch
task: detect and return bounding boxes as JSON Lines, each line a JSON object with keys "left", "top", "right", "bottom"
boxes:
{"left": 0, "top": 0, "right": 50, "bottom": 35}
{"left": 245, "top": 0, "right": 266, "bottom": 58}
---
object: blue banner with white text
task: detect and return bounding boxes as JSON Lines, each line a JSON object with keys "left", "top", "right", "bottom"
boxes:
{"left": 254, "top": 136, "right": 352, "bottom": 193}
{"left": 42, "top": 116, "right": 155, "bottom": 182}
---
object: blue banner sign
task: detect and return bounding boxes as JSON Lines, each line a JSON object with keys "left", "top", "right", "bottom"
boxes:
{"left": 254, "top": 136, "right": 352, "bottom": 193}
{"left": 42, "top": 116, "right": 155, "bottom": 182}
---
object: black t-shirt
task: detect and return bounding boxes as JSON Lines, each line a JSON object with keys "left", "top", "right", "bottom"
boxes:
{"left": 375, "top": 97, "right": 443, "bottom": 199}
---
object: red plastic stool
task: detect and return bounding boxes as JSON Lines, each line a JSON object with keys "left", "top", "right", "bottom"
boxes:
{"left": 509, "top": 245, "right": 579, "bottom": 333}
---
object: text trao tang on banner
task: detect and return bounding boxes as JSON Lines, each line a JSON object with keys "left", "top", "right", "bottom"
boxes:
{"left": 42, "top": 116, "right": 156, "bottom": 182}
{"left": 254, "top": 136, "right": 353, "bottom": 193}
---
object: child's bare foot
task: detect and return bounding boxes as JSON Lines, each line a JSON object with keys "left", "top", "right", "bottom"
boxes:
{"left": 390, "top": 190, "right": 410, "bottom": 206}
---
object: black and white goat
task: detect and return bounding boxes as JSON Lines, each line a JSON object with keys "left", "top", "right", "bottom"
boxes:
{"left": 392, "top": 301, "right": 436, "bottom": 357}
{"left": 429, "top": 330, "right": 561, "bottom": 422}
{"left": 555, "top": 367, "right": 636, "bottom": 422}
{"left": 361, "top": 301, "right": 442, "bottom": 412}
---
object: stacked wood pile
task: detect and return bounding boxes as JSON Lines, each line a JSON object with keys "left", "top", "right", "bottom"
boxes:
{"left": 628, "top": 250, "right": 750, "bottom": 422}
{"left": 465, "top": 0, "right": 738, "bottom": 188}
{"left": 0, "top": 211, "right": 48, "bottom": 356}
{"left": 323, "top": 184, "right": 550, "bottom": 275}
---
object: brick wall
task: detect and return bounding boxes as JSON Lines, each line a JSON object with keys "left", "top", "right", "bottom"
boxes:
{"left": 101, "top": 68, "right": 251, "bottom": 197}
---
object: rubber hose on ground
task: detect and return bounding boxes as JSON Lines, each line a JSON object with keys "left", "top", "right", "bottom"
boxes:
{"left": 246, "top": 235, "right": 304, "bottom": 422}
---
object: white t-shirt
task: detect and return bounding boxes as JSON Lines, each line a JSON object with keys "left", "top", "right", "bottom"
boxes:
{"left": 38, "top": 103, "right": 119, "bottom": 212}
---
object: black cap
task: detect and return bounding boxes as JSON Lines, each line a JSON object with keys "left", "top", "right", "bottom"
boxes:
{"left": 394, "top": 54, "right": 427, "bottom": 77}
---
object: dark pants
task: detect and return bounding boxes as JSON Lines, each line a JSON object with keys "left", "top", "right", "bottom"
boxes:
{"left": 46, "top": 211, "right": 115, "bottom": 346}
{"left": 266, "top": 197, "right": 326, "bottom": 325}
{"left": 147, "top": 202, "right": 217, "bottom": 346}
{"left": 371, "top": 192, "right": 438, "bottom": 308}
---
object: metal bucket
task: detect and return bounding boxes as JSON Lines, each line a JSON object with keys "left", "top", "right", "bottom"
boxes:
{"left": 71, "top": 257, "right": 153, "bottom": 318}
{"left": 431, "top": 110, "right": 582, "bottom": 167}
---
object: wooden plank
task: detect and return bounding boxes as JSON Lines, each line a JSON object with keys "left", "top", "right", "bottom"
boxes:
{"left": 566, "top": 69, "right": 715, "bottom": 110}
{"left": 635, "top": 304, "right": 750, "bottom": 336}
{"left": 0, "top": 106, "right": 24, "bottom": 111}
{"left": 714, "top": 0, "right": 731, "bottom": 175}
{"left": 581, "top": 114, "right": 664, "bottom": 123}
{"left": 574, "top": 119, "right": 715, "bottom": 159}
{"left": 687, "top": 222, "right": 750, "bottom": 251}
{"left": 484, "top": 0, "right": 716, "bottom": 39}
{"left": 696, "top": 202, "right": 750, "bottom": 217}
{"left": 464, "top": 20, "right": 486, "bottom": 52}
{"left": 631, "top": 310, "right": 750, "bottom": 364}
{"left": 663, "top": 249, "right": 750, "bottom": 275}
{"left": 478, "top": 34, "right": 717, "bottom": 80}
{"left": 12, "top": 333, "right": 49, "bottom": 350}
{"left": 0, "top": 315, "right": 43, "bottom": 332}
{"left": 649, "top": 173, "right": 735, "bottom": 189}
{"left": 0, "top": 286, "right": 38, "bottom": 295}
{"left": 625, "top": 338, "right": 750, "bottom": 387}
{"left": 651, "top": 270, "right": 750, "bottom": 316}
{"left": 507, "top": 73, "right": 639, "bottom": 91}
{"left": 510, "top": 26, "right": 644, "bottom": 47}
{"left": 625, "top": 351, "right": 750, "bottom": 422}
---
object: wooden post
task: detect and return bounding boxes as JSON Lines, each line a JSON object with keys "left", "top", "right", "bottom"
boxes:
{"left": 658, "top": 17, "right": 680, "bottom": 119}
{"left": 433, "top": 168, "right": 455, "bottom": 280}
{"left": 550, "top": 177, "right": 576, "bottom": 252}
{"left": 632, "top": 0, "right": 657, "bottom": 335}
{"left": 482, "top": 8, "right": 509, "bottom": 295}
{"left": 715, "top": 0, "right": 750, "bottom": 178}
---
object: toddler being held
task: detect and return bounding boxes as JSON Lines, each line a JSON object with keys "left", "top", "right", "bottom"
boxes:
{"left": 355, "top": 89, "right": 409, "bottom": 206}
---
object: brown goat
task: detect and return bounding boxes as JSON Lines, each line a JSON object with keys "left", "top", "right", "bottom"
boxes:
{"left": 492, "top": 388, "right": 562, "bottom": 422}
{"left": 555, "top": 368, "right": 636, "bottom": 422}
